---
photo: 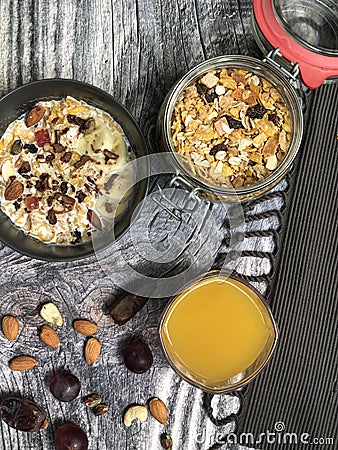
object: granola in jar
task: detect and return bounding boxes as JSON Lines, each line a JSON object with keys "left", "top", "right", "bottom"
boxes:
{"left": 171, "top": 68, "right": 291, "bottom": 189}
{"left": 0, "top": 97, "right": 133, "bottom": 244}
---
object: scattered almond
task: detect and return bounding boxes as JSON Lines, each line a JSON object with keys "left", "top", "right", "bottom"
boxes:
{"left": 73, "top": 319, "right": 98, "bottom": 336}
{"left": 2, "top": 315, "right": 19, "bottom": 342}
{"left": 39, "top": 325, "right": 60, "bottom": 349}
{"left": 149, "top": 398, "right": 168, "bottom": 425}
{"left": 84, "top": 337, "right": 101, "bottom": 365}
{"left": 9, "top": 356, "right": 37, "bottom": 371}
{"left": 40, "top": 303, "right": 63, "bottom": 327}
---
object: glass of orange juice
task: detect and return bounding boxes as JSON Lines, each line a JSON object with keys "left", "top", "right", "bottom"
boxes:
{"left": 159, "top": 272, "right": 278, "bottom": 393}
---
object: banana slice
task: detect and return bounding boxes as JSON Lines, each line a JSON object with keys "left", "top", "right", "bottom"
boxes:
{"left": 96, "top": 167, "right": 134, "bottom": 220}
{"left": 1, "top": 159, "right": 15, "bottom": 182}
{"left": 77, "top": 119, "right": 127, "bottom": 171}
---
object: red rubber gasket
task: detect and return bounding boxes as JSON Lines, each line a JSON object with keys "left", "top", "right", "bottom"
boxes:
{"left": 254, "top": 0, "right": 338, "bottom": 88}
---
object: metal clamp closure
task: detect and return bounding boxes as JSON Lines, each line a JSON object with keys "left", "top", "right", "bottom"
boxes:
{"left": 263, "top": 48, "right": 300, "bottom": 89}
{"left": 151, "top": 175, "right": 203, "bottom": 221}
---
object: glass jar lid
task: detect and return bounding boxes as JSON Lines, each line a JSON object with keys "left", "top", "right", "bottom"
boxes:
{"left": 253, "top": 0, "right": 338, "bottom": 88}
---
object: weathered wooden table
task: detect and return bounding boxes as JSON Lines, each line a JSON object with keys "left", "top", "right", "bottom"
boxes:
{"left": 0, "top": 1, "right": 322, "bottom": 449}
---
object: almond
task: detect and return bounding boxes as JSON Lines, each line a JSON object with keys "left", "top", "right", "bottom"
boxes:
{"left": 149, "top": 398, "right": 168, "bottom": 424}
{"left": 39, "top": 325, "right": 60, "bottom": 349}
{"left": 4, "top": 180, "right": 24, "bottom": 201}
{"left": 87, "top": 209, "right": 103, "bottom": 231}
{"left": 25, "top": 105, "right": 46, "bottom": 127}
{"left": 84, "top": 337, "right": 101, "bottom": 365}
{"left": 73, "top": 319, "right": 98, "bottom": 336}
{"left": 2, "top": 315, "right": 19, "bottom": 342}
{"left": 9, "top": 356, "right": 37, "bottom": 371}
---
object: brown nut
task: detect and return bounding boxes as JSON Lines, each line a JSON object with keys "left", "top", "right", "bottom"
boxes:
{"left": 9, "top": 356, "right": 37, "bottom": 372}
{"left": 2, "top": 315, "right": 19, "bottom": 342}
{"left": 25, "top": 105, "right": 46, "bottom": 127}
{"left": 84, "top": 337, "right": 101, "bottom": 365}
{"left": 149, "top": 398, "right": 168, "bottom": 425}
{"left": 87, "top": 209, "right": 103, "bottom": 231}
{"left": 39, "top": 325, "right": 60, "bottom": 349}
{"left": 73, "top": 319, "right": 98, "bottom": 336}
{"left": 4, "top": 180, "right": 24, "bottom": 201}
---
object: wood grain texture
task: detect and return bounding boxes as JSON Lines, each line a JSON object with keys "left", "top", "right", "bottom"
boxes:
{"left": 0, "top": 1, "right": 287, "bottom": 449}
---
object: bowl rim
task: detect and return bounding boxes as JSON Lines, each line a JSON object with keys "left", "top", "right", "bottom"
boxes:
{"left": 0, "top": 78, "right": 150, "bottom": 261}
{"left": 158, "top": 271, "right": 279, "bottom": 394}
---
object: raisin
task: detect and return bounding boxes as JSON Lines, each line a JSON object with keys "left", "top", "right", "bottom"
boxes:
{"left": 18, "top": 161, "right": 31, "bottom": 174}
{"left": 61, "top": 152, "right": 72, "bottom": 163}
{"left": 268, "top": 113, "right": 281, "bottom": 127}
{"left": 72, "top": 229, "right": 82, "bottom": 244}
{"left": 196, "top": 82, "right": 208, "bottom": 95}
{"left": 67, "top": 115, "right": 86, "bottom": 127}
{"left": 209, "top": 143, "right": 227, "bottom": 157}
{"left": 47, "top": 209, "right": 57, "bottom": 225}
{"left": 47, "top": 196, "right": 54, "bottom": 207}
{"left": 225, "top": 114, "right": 244, "bottom": 129}
{"left": 52, "top": 143, "right": 66, "bottom": 153}
{"left": 60, "top": 181, "right": 68, "bottom": 194}
{"left": 23, "top": 143, "right": 38, "bottom": 154}
{"left": 246, "top": 104, "right": 267, "bottom": 119}
{"left": 45, "top": 154, "right": 55, "bottom": 162}
{"left": 76, "top": 191, "right": 86, "bottom": 203}
{"left": 60, "top": 195, "right": 76, "bottom": 211}
{"left": 205, "top": 91, "right": 218, "bottom": 103}
{"left": 80, "top": 118, "right": 95, "bottom": 134}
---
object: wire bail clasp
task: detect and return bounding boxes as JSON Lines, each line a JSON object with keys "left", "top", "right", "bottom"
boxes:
{"left": 151, "top": 174, "right": 203, "bottom": 221}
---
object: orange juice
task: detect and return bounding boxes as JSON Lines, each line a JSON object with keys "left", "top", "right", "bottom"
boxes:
{"left": 160, "top": 275, "right": 277, "bottom": 392}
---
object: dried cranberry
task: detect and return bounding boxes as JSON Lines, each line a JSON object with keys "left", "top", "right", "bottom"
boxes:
{"left": 209, "top": 143, "right": 227, "bottom": 157}
{"left": 224, "top": 114, "right": 244, "bottom": 129}
{"left": 246, "top": 104, "right": 267, "bottom": 119}
{"left": 35, "top": 129, "right": 51, "bottom": 147}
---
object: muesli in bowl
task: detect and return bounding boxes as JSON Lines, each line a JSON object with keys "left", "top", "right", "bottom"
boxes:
{"left": 0, "top": 96, "right": 134, "bottom": 245}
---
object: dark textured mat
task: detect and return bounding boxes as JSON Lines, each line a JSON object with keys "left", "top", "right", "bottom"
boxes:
{"left": 238, "top": 83, "right": 338, "bottom": 449}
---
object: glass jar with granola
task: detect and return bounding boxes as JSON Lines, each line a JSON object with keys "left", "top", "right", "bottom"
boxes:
{"left": 158, "top": 55, "right": 303, "bottom": 201}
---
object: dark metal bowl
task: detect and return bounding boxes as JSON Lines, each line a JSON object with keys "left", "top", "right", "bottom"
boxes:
{"left": 0, "top": 79, "right": 149, "bottom": 261}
